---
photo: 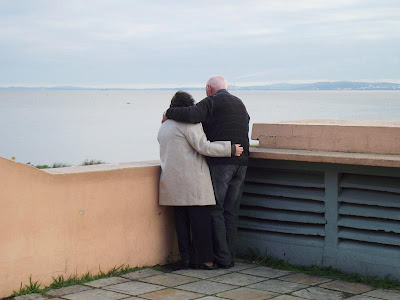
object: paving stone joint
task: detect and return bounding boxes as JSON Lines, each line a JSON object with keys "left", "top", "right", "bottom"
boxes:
{"left": 12, "top": 260, "right": 400, "bottom": 300}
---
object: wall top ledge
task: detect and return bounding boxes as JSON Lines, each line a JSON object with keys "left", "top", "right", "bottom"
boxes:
{"left": 268, "top": 119, "right": 400, "bottom": 127}
{"left": 252, "top": 119, "right": 400, "bottom": 155}
{"left": 249, "top": 146, "right": 400, "bottom": 168}
{"left": 43, "top": 160, "right": 161, "bottom": 175}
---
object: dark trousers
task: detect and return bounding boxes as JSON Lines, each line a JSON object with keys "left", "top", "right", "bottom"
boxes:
{"left": 174, "top": 205, "right": 214, "bottom": 265}
{"left": 209, "top": 164, "right": 247, "bottom": 265}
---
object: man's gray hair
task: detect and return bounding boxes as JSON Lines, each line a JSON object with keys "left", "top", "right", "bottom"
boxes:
{"left": 207, "top": 75, "right": 228, "bottom": 90}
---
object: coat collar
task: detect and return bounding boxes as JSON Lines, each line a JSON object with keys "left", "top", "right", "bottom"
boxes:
{"left": 216, "top": 89, "right": 228, "bottom": 94}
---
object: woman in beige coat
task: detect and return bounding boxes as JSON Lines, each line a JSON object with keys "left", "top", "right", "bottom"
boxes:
{"left": 158, "top": 91, "right": 242, "bottom": 270}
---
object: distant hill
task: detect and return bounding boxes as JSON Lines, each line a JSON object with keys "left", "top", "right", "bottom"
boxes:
{"left": 1, "top": 81, "right": 400, "bottom": 90}
{"left": 0, "top": 86, "right": 96, "bottom": 90}
{"left": 229, "top": 81, "right": 400, "bottom": 90}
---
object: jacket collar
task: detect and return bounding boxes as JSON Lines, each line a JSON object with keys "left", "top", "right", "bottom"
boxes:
{"left": 216, "top": 89, "right": 228, "bottom": 94}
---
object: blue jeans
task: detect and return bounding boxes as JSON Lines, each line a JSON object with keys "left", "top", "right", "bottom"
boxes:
{"left": 209, "top": 164, "right": 247, "bottom": 265}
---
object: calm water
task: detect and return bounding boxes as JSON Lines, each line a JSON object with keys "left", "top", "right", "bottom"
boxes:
{"left": 1, "top": 90, "right": 399, "bottom": 165}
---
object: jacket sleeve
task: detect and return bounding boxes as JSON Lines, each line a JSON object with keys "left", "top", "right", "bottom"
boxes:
{"left": 184, "top": 123, "right": 231, "bottom": 157}
{"left": 166, "top": 96, "right": 213, "bottom": 124}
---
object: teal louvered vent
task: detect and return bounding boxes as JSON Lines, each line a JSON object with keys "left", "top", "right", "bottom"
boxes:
{"left": 237, "top": 159, "right": 400, "bottom": 280}
{"left": 338, "top": 173, "right": 400, "bottom": 253}
{"left": 239, "top": 167, "right": 326, "bottom": 247}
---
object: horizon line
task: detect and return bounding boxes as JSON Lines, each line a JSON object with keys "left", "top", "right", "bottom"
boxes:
{"left": 2, "top": 79, "right": 400, "bottom": 90}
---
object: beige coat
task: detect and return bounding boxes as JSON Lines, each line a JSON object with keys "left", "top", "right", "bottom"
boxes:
{"left": 158, "top": 120, "right": 231, "bottom": 206}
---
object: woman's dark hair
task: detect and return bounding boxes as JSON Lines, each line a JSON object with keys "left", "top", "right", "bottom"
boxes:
{"left": 170, "top": 91, "right": 195, "bottom": 108}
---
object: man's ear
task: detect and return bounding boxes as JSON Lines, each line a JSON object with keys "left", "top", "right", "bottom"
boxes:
{"left": 206, "top": 85, "right": 213, "bottom": 96}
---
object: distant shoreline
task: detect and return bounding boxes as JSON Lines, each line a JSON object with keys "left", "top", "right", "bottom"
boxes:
{"left": 1, "top": 81, "right": 400, "bottom": 91}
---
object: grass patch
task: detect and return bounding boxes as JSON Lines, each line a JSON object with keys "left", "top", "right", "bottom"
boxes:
{"left": 35, "top": 164, "right": 52, "bottom": 169}
{"left": 81, "top": 159, "right": 106, "bottom": 166}
{"left": 34, "top": 159, "right": 106, "bottom": 169}
{"left": 239, "top": 248, "right": 400, "bottom": 290}
{"left": 35, "top": 162, "right": 71, "bottom": 169}
{"left": 151, "top": 265, "right": 166, "bottom": 272}
{"left": 14, "top": 276, "right": 41, "bottom": 296}
{"left": 11, "top": 264, "right": 147, "bottom": 297}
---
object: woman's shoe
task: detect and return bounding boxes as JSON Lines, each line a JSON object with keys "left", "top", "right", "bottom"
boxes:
{"left": 200, "top": 263, "right": 219, "bottom": 270}
{"left": 182, "top": 260, "right": 190, "bottom": 269}
{"left": 171, "top": 260, "right": 190, "bottom": 271}
{"left": 189, "top": 263, "right": 199, "bottom": 269}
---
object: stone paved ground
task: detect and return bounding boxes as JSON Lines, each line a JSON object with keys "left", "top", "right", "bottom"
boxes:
{"left": 13, "top": 261, "right": 400, "bottom": 300}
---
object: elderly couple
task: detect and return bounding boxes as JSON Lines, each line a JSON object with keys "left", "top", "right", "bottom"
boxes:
{"left": 158, "top": 75, "right": 250, "bottom": 270}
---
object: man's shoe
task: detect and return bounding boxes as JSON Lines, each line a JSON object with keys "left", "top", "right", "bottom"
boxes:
{"left": 217, "top": 263, "right": 232, "bottom": 269}
{"left": 200, "top": 263, "right": 219, "bottom": 270}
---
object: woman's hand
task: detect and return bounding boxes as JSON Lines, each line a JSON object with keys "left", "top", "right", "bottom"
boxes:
{"left": 161, "top": 113, "right": 168, "bottom": 123}
{"left": 234, "top": 144, "right": 244, "bottom": 156}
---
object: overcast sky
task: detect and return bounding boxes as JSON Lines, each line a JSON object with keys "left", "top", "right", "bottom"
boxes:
{"left": 1, "top": 0, "right": 399, "bottom": 87}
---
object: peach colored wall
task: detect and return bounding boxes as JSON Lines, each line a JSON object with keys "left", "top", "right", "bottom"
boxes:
{"left": 0, "top": 158, "right": 177, "bottom": 298}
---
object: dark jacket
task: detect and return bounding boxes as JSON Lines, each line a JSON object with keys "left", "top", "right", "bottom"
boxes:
{"left": 166, "top": 89, "right": 250, "bottom": 166}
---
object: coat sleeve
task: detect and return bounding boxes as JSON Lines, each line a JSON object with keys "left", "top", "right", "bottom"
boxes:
{"left": 184, "top": 123, "right": 232, "bottom": 157}
{"left": 166, "top": 96, "right": 213, "bottom": 124}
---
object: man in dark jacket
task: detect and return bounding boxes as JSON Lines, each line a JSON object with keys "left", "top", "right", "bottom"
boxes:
{"left": 165, "top": 75, "right": 250, "bottom": 268}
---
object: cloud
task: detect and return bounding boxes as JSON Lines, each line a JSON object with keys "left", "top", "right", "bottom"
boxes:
{"left": 0, "top": 0, "right": 399, "bottom": 86}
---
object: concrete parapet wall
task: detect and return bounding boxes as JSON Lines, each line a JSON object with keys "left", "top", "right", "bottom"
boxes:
{"left": 240, "top": 120, "right": 400, "bottom": 280}
{"left": 252, "top": 120, "right": 400, "bottom": 155}
{"left": 0, "top": 158, "right": 177, "bottom": 298}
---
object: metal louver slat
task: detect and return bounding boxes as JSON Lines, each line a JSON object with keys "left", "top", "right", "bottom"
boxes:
{"left": 339, "top": 216, "right": 400, "bottom": 234}
{"left": 239, "top": 218, "right": 325, "bottom": 236}
{"left": 338, "top": 188, "right": 400, "bottom": 208}
{"left": 241, "top": 194, "right": 325, "bottom": 213}
{"left": 339, "top": 203, "right": 400, "bottom": 221}
{"left": 339, "top": 228, "right": 400, "bottom": 247}
{"left": 246, "top": 168, "right": 324, "bottom": 188}
{"left": 244, "top": 183, "right": 325, "bottom": 202}
{"left": 340, "top": 173, "right": 400, "bottom": 193}
{"left": 240, "top": 206, "right": 326, "bottom": 224}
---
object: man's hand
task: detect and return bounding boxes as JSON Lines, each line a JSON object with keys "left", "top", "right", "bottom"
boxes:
{"left": 234, "top": 144, "right": 244, "bottom": 156}
{"left": 161, "top": 113, "right": 168, "bottom": 124}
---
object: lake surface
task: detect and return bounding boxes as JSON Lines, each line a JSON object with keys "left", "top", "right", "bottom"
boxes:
{"left": 1, "top": 90, "right": 399, "bottom": 165}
